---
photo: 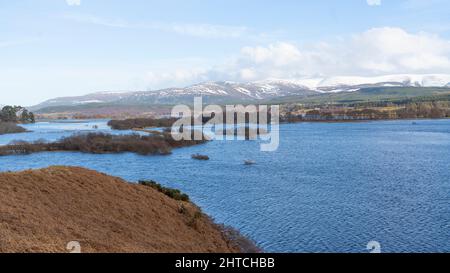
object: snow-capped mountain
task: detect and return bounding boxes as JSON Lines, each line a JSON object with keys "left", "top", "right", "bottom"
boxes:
{"left": 31, "top": 81, "right": 318, "bottom": 110}
{"left": 312, "top": 74, "right": 450, "bottom": 92}
{"left": 31, "top": 74, "right": 450, "bottom": 110}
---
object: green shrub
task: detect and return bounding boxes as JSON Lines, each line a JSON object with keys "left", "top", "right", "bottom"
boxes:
{"left": 138, "top": 180, "right": 190, "bottom": 202}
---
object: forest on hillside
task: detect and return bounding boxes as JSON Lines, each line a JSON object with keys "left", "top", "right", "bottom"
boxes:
{"left": 282, "top": 101, "right": 450, "bottom": 122}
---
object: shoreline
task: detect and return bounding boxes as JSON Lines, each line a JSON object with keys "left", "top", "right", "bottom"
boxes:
{"left": 280, "top": 117, "right": 450, "bottom": 124}
{"left": 0, "top": 166, "right": 260, "bottom": 253}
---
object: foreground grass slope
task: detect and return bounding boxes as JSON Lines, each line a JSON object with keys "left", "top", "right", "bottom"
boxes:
{"left": 0, "top": 166, "right": 248, "bottom": 253}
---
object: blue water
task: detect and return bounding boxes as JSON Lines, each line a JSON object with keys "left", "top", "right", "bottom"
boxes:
{"left": 1, "top": 119, "right": 449, "bottom": 253}
{"left": 0, "top": 120, "right": 142, "bottom": 145}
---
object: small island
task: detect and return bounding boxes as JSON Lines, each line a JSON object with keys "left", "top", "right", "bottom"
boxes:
{"left": 0, "top": 105, "right": 35, "bottom": 135}
{"left": 0, "top": 131, "right": 208, "bottom": 156}
{"left": 192, "top": 154, "right": 210, "bottom": 160}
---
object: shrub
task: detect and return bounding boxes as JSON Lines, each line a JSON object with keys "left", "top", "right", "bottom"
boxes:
{"left": 0, "top": 132, "right": 208, "bottom": 156}
{"left": 178, "top": 204, "right": 188, "bottom": 214}
{"left": 0, "top": 122, "right": 27, "bottom": 135}
{"left": 187, "top": 211, "right": 203, "bottom": 228}
{"left": 138, "top": 180, "right": 190, "bottom": 202}
{"left": 107, "top": 118, "right": 178, "bottom": 130}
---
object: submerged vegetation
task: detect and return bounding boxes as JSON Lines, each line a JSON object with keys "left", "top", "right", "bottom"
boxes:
{"left": 0, "top": 131, "right": 207, "bottom": 156}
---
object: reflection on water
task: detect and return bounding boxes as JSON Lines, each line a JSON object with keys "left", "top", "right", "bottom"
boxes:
{"left": 1, "top": 119, "right": 449, "bottom": 253}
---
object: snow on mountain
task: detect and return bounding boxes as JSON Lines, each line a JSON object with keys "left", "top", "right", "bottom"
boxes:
{"left": 73, "top": 100, "right": 104, "bottom": 104}
{"left": 247, "top": 74, "right": 450, "bottom": 92}
{"left": 30, "top": 74, "right": 450, "bottom": 110}
{"left": 314, "top": 74, "right": 450, "bottom": 91}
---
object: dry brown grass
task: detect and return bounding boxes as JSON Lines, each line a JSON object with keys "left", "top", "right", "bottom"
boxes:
{"left": 0, "top": 166, "right": 240, "bottom": 253}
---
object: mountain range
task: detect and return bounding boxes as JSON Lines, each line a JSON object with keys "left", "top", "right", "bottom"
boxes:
{"left": 31, "top": 74, "right": 450, "bottom": 111}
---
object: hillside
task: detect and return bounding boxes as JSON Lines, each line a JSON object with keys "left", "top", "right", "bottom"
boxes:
{"left": 0, "top": 166, "right": 246, "bottom": 253}
{"left": 30, "top": 80, "right": 318, "bottom": 111}
{"left": 27, "top": 75, "right": 450, "bottom": 119}
{"left": 268, "top": 87, "right": 450, "bottom": 105}
{"left": 30, "top": 74, "right": 450, "bottom": 112}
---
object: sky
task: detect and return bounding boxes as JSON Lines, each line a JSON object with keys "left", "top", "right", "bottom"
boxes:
{"left": 1, "top": 0, "right": 450, "bottom": 105}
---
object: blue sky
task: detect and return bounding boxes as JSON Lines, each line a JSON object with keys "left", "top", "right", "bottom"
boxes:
{"left": 1, "top": 0, "right": 450, "bottom": 105}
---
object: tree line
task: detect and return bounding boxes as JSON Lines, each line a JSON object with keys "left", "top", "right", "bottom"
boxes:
{"left": 282, "top": 101, "right": 450, "bottom": 122}
{"left": 0, "top": 106, "right": 35, "bottom": 124}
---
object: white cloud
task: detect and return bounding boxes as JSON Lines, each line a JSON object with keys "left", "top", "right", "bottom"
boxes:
{"left": 243, "top": 27, "right": 449, "bottom": 78}
{"left": 63, "top": 14, "right": 249, "bottom": 39}
{"left": 239, "top": 68, "right": 258, "bottom": 81}
{"left": 351, "top": 28, "right": 450, "bottom": 71}
{"left": 168, "top": 23, "right": 248, "bottom": 39}
{"left": 146, "top": 27, "right": 450, "bottom": 85}
{"left": 144, "top": 68, "right": 209, "bottom": 88}
{"left": 30, "top": 26, "right": 447, "bottom": 93}
{"left": 0, "top": 41, "right": 17, "bottom": 48}
{"left": 0, "top": 39, "right": 38, "bottom": 48}
{"left": 66, "top": 0, "right": 81, "bottom": 6}
{"left": 240, "top": 42, "right": 302, "bottom": 66}
{"left": 367, "top": 0, "right": 381, "bottom": 6}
